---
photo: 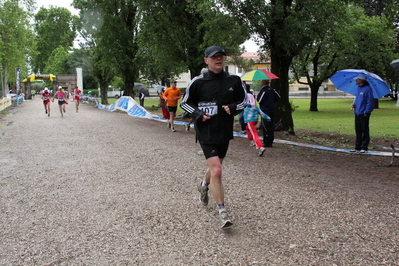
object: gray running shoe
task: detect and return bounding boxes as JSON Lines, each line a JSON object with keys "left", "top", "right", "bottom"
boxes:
{"left": 185, "top": 124, "right": 190, "bottom": 132}
{"left": 219, "top": 208, "right": 233, "bottom": 228}
{"left": 167, "top": 121, "right": 171, "bottom": 128}
{"left": 197, "top": 181, "right": 209, "bottom": 206}
{"left": 250, "top": 140, "right": 255, "bottom": 147}
{"left": 171, "top": 127, "right": 176, "bottom": 132}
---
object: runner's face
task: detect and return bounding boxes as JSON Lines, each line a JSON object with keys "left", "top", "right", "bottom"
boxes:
{"left": 204, "top": 53, "right": 224, "bottom": 73}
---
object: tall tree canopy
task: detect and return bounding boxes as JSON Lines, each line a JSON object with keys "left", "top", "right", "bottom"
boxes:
{"left": 0, "top": 0, "right": 35, "bottom": 94}
{"left": 33, "top": 6, "right": 78, "bottom": 74}
{"left": 291, "top": 5, "right": 397, "bottom": 111}
{"left": 73, "top": 0, "right": 141, "bottom": 97}
{"left": 222, "top": 0, "right": 371, "bottom": 134}
{"left": 139, "top": 0, "right": 249, "bottom": 83}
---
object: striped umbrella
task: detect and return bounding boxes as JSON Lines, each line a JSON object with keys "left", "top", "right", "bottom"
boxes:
{"left": 241, "top": 70, "right": 279, "bottom": 81}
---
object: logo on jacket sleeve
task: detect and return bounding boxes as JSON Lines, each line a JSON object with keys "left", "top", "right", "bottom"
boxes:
{"left": 228, "top": 87, "right": 234, "bottom": 92}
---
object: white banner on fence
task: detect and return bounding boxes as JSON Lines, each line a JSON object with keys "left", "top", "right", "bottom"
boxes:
{"left": 97, "top": 96, "right": 161, "bottom": 120}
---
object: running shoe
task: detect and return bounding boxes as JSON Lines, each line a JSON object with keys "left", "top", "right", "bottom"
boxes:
{"left": 171, "top": 127, "right": 176, "bottom": 132}
{"left": 259, "top": 147, "right": 265, "bottom": 156}
{"left": 185, "top": 124, "right": 190, "bottom": 132}
{"left": 219, "top": 208, "right": 233, "bottom": 228}
{"left": 167, "top": 121, "right": 171, "bottom": 128}
{"left": 250, "top": 141, "right": 255, "bottom": 147}
{"left": 197, "top": 180, "right": 209, "bottom": 206}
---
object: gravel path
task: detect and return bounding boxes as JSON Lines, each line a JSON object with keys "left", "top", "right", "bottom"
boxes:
{"left": 1, "top": 98, "right": 398, "bottom": 265}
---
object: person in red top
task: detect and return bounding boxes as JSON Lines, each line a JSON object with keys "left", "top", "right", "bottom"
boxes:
{"left": 52, "top": 86, "right": 68, "bottom": 117}
{"left": 41, "top": 88, "right": 51, "bottom": 117}
{"left": 163, "top": 81, "right": 181, "bottom": 132}
{"left": 73, "top": 85, "right": 82, "bottom": 112}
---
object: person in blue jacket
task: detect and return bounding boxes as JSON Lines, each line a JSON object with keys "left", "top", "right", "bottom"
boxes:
{"left": 243, "top": 103, "right": 271, "bottom": 156}
{"left": 350, "top": 74, "right": 374, "bottom": 153}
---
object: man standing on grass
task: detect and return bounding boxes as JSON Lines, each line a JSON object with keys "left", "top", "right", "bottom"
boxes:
{"left": 350, "top": 74, "right": 374, "bottom": 153}
{"left": 180, "top": 45, "right": 247, "bottom": 228}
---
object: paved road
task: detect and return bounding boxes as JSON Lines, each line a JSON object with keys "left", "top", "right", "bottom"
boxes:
{"left": 0, "top": 98, "right": 398, "bottom": 265}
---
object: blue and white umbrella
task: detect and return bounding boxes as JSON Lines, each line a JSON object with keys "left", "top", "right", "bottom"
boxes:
{"left": 330, "top": 69, "right": 390, "bottom": 99}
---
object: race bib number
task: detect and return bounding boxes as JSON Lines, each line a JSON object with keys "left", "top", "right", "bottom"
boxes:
{"left": 198, "top": 101, "right": 218, "bottom": 116}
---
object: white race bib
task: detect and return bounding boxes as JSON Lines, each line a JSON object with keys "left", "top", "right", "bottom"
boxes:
{"left": 198, "top": 101, "right": 218, "bottom": 116}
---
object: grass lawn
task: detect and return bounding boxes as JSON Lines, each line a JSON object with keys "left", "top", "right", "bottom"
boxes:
{"left": 105, "top": 97, "right": 399, "bottom": 138}
{"left": 292, "top": 98, "right": 399, "bottom": 138}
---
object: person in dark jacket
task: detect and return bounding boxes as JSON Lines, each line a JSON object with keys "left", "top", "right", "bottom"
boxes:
{"left": 180, "top": 45, "right": 247, "bottom": 228}
{"left": 257, "top": 79, "right": 280, "bottom": 147}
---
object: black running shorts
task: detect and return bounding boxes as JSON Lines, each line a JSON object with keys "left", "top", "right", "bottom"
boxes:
{"left": 200, "top": 141, "right": 230, "bottom": 159}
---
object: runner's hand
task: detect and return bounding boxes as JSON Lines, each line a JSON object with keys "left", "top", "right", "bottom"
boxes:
{"left": 222, "top": 105, "right": 231, "bottom": 115}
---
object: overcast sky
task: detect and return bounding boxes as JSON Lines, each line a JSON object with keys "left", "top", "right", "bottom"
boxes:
{"left": 35, "top": 0, "right": 258, "bottom": 51}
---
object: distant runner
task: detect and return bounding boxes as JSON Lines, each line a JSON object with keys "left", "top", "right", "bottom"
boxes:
{"left": 73, "top": 86, "right": 82, "bottom": 112}
{"left": 41, "top": 88, "right": 51, "bottom": 117}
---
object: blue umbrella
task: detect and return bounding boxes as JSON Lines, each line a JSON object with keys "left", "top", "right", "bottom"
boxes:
{"left": 330, "top": 69, "right": 390, "bottom": 99}
{"left": 390, "top": 59, "right": 399, "bottom": 71}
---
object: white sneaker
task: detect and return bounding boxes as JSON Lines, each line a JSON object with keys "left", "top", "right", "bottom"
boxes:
{"left": 167, "top": 121, "right": 171, "bottom": 128}
{"left": 197, "top": 181, "right": 209, "bottom": 206}
{"left": 250, "top": 140, "right": 255, "bottom": 147}
{"left": 185, "top": 124, "right": 190, "bottom": 132}
{"left": 258, "top": 147, "right": 265, "bottom": 156}
{"left": 171, "top": 127, "right": 176, "bottom": 132}
{"left": 219, "top": 208, "right": 233, "bottom": 228}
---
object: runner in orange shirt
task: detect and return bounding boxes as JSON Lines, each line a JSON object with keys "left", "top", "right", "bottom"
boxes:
{"left": 163, "top": 81, "right": 181, "bottom": 132}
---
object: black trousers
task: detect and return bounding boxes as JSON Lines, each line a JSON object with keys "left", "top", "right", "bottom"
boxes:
{"left": 354, "top": 114, "right": 371, "bottom": 150}
{"left": 261, "top": 112, "right": 274, "bottom": 147}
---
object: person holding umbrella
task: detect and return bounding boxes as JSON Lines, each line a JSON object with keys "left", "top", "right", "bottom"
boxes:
{"left": 350, "top": 74, "right": 374, "bottom": 153}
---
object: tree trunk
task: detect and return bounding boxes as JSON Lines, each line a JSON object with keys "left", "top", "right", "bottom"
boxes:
{"left": 123, "top": 73, "right": 136, "bottom": 98}
{"left": 374, "top": 98, "right": 379, "bottom": 109}
{"left": 271, "top": 53, "right": 295, "bottom": 135}
{"left": 309, "top": 82, "right": 322, "bottom": 112}
{"left": 100, "top": 81, "right": 109, "bottom": 105}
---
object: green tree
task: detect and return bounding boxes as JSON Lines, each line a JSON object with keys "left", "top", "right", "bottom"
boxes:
{"left": 139, "top": 0, "right": 249, "bottom": 83}
{"left": 33, "top": 6, "right": 78, "bottom": 73}
{"left": 292, "top": 6, "right": 397, "bottom": 111}
{"left": 73, "top": 0, "right": 141, "bottom": 98}
{"left": 222, "top": 0, "right": 351, "bottom": 134}
{"left": 44, "top": 46, "right": 71, "bottom": 74}
{"left": 0, "top": 0, "right": 35, "bottom": 96}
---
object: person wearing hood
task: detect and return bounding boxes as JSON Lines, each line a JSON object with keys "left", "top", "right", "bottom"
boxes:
{"left": 350, "top": 74, "right": 374, "bottom": 153}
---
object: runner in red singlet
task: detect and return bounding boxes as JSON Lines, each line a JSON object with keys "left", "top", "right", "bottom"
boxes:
{"left": 73, "top": 85, "right": 82, "bottom": 112}
{"left": 41, "top": 88, "right": 51, "bottom": 117}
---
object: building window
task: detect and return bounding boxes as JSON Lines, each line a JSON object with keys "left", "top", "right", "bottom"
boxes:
{"left": 238, "top": 67, "right": 243, "bottom": 73}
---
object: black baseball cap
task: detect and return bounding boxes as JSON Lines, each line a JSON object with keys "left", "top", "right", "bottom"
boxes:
{"left": 204, "top": 46, "right": 226, "bottom": 57}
